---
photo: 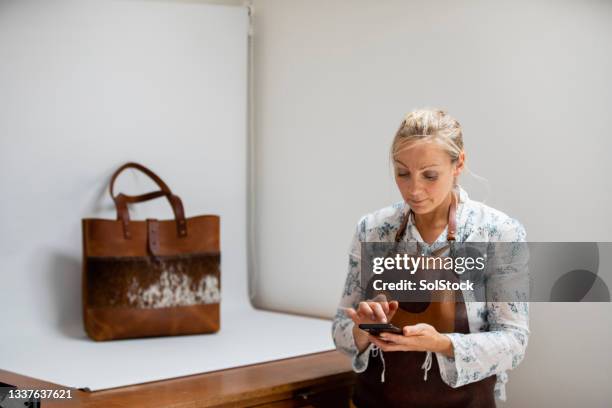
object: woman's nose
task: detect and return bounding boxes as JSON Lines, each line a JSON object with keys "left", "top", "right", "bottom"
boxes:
{"left": 406, "top": 180, "right": 425, "bottom": 197}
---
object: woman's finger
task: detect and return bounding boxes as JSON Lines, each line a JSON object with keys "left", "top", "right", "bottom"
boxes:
{"left": 378, "top": 342, "right": 407, "bottom": 352}
{"left": 369, "top": 335, "right": 411, "bottom": 352}
{"left": 367, "top": 335, "right": 388, "bottom": 347}
{"left": 403, "top": 323, "right": 429, "bottom": 336}
{"left": 358, "top": 302, "right": 375, "bottom": 320}
{"left": 344, "top": 307, "right": 358, "bottom": 322}
{"left": 370, "top": 294, "right": 396, "bottom": 318}
{"left": 382, "top": 334, "right": 426, "bottom": 351}
{"left": 368, "top": 302, "right": 388, "bottom": 323}
{"left": 387, "top": 301, "right": 399, "bottom": 320}
{"left": 379, "top": 300, "right": 390, "bottom": 315}
{"left": 378, "top": 332, "right": 404, "bottom": 344}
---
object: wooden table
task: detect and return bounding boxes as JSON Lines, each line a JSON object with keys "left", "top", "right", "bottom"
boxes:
{"left": 0, "top": 351, "right": 356, "bottom": 407}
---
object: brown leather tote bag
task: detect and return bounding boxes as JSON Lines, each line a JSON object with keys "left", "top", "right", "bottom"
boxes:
{"left": 82, "top": 162, "right": 220, "bottom": 341}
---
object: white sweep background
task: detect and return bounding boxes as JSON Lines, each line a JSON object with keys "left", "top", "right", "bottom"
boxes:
{"left": 0, "top": 0, "right": 334, "bottom": 391}
{"left": 250, "top": 1, "right": 612, "bottom": 406}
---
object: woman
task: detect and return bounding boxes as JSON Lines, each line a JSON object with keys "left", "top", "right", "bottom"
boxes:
{"left": 332, "top": 109, "right": 529, "bottom": 407}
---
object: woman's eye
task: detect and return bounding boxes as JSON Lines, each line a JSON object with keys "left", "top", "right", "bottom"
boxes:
{"left": 397, "top": 172, "right": 409, "bottom": 177}
{"left": 424, "top": 173, "right": 438, "bottom": 181}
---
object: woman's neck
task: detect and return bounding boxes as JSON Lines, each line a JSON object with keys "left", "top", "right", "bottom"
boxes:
{"left": 413, "top": 191, "right": 453, "bottom": 229}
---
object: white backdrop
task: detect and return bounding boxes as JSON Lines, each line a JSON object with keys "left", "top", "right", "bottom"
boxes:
{"left": 0, "top": 0, "right": 335, "bottom": 391}
{"left": 250, "top": 1, "right": 612, "bottom": 406}
{"left": 0, "top": 0, "right": 250, "bottom": 337}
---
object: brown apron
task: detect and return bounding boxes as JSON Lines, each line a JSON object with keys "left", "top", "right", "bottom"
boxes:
{"left": 352, "top": 192, "right": 496, "bottom": 408}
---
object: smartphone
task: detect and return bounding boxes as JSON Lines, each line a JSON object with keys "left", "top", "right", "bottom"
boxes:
{"left": 358, "top": 323, "right": 403, "bottom": 336}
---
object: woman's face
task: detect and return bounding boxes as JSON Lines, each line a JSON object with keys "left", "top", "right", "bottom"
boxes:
{"left": 393, "top": 141, "right": 464, "bottom": 215}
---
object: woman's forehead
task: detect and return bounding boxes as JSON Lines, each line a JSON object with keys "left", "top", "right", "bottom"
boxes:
{"left": 394, "top": 141, "right": 450, "bottom": 168}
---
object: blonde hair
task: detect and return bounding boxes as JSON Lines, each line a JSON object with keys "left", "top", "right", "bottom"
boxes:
{"left": 390, "top": 108, "right": 463, "bottom": 163}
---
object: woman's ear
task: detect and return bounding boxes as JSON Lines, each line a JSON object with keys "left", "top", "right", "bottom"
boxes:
{"left": 454, "top": 151, "right": 465, "bottom": 177}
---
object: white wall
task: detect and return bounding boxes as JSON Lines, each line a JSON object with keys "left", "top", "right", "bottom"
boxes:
{"left": 0, "top": 0, "right": 249, "bottom": 336}
{"left": 250, "top": 0, "right": 612, "bottom": 406}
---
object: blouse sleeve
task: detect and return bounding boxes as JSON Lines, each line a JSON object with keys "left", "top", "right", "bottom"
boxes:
{"left": 434, "top": 218, "right": 530, "bottom": 390}
{"left": 331, "top": 217, "right": 375, "bottom": 372}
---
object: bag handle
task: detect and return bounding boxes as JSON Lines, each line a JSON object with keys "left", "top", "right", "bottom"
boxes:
{"left": 109, "top": 162, "right": 187, "bottom": 239}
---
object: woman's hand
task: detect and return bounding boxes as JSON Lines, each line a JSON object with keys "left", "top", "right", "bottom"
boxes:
{"left": 368, "top": 323, "right": 454, "bottom": 357}
{"left": 344, "top": 296, "right": 399, "bottom": 353}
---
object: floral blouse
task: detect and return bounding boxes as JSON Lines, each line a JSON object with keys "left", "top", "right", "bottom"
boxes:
{"left": 331, "top": 185, "right": 529, "bottom": 401}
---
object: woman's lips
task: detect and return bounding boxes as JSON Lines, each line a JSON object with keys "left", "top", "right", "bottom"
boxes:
{"left": 410, "top": 199, "right": 427, "bottom": 206}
